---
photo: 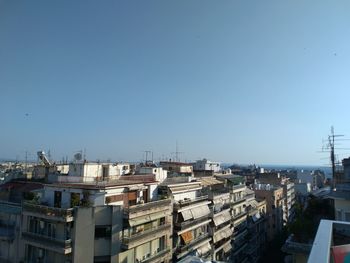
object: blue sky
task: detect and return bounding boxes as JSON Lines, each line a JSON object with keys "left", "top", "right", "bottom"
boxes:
{"left": 1, "top": 0, "right": 350, "bottom": 165}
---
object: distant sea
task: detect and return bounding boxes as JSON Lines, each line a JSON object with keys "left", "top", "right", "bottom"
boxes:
{"left": 222, "top": 163, "right": 333, "bottom": 179}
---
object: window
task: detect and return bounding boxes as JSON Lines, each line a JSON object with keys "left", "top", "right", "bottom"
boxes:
{"left": 54, "top": 191, "right": 62, "bottom": 208}
{"left": 95, "top": 226, "right": 111, "bottom": 238}
{"left": 159, "top": 217, "right": 165, "bottom": 226}
{"left": 159, "top": 236, "right": 165, "bottom": 251}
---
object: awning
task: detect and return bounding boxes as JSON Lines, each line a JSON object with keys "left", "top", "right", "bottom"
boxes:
{"left": 129, "top": 211, "right": 167, "bottom": 226}
{"left": 196, "top": 242, "right": 211, "bottom": 256}
{"left": 181, "top": 210, "right": 193, "bottom": 221}
{"left": 180, "top": 231, "right": 193, "bottom": 244}
{"left": 213, "top": 210, "right": 231, "bottom": 226}
{"left": 212, "top": 194, "right": 230, "bottom": 205}
{"left": 213, "top": 215, "right": 226, "bottom": 226}
{"left": 190, "top": 205, "right": 210, "bottom": 220}
{"left": 129, "top": 215, "right": 151, "bottom": 226}
{"left": 177, "top": 219, "right": 211, "bottom": 235}
{"left": 223, "top": 242, "right": 232, "bottom": 253}
{"left": 149, "top": 211, "right": 167, "bottom": 221}
{"left": 213, "top": 226, "right": 233, "bottom": 243}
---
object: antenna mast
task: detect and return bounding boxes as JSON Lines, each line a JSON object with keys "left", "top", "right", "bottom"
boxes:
{"left": 325, "top": 126, "right": 345, "bottom": 188}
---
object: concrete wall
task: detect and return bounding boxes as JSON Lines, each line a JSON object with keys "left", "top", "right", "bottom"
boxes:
{"left": 139, "top": 167, "right": 167, "bottom": 183}
{"left": 111, "top": 206, "right": 123, "bottom": 263}
{"left": 172, "top": 191, "right": 197, "bottom": 202}
{"left": 72, "top": 207, "right": 95, "bottom": 263}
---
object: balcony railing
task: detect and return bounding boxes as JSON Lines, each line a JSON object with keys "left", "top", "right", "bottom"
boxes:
{"left": 174, "top": 196, "right": 209, "bottom": 209}
{"left": 232, "top": 211, "right": 247, "bottom": 221}
{"left": 140, "top": 248, "right": 171, "bottom": 263}
{"left": 22, "top": 231, "right": 72, "bottom": 252}
{"left": 177, "top": 233, "right": 210, "bottom": 253}
{"left": 122, "top": 224, "right": 171, "bottom": 245}
{"left": 231, "top": 197, "right": 246, "bottom": 205}
{"left": 124, "top": 199, "right": 171, "bottom": 215}
{"left": 174, "top": 216, "right": 210, "bottom": 232}
{"left": 23, "top": 202, "right": 74, "bottom": 222}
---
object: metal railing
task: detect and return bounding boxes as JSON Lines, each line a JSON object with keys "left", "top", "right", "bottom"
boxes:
{"left": 232, "top": 211, "right": 247, "bottom": 221}
{"left": 177, "top": 233, "right": 210, "bottom": 253}
{"left": 174, "top": 195, "right": 209, "bottom": 209}
{"left": 174, "top": 216, "right": 210, "bottom": 231}
{"left": 122, "top": 224, "right": 171, "bottom": 245}
{"left": 140, "top": 248, "right": 170, "bottom": 263}
{"left": 124, "top": 199, "right": 171, "bottom": 214}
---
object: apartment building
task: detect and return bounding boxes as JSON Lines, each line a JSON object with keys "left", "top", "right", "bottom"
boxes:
{"left": 253, "top": 184, "right": 284, "bottom": 241}
{"left": 0, "top": 201, "right": 22, "bottom": 263}
{"left": 158, "top": 178, "right": 212, "bottom": 261}
{"left": 215, "top": 174, "right": 248, "bottom": 263}
{"left": 256, "top": 173, "right": 296, "bottom": 224}
{"left": 119, "top": 198, "right": 172, "bottom": 263}
{"left": 208, "top": 191, "right": 232, "bottom": 262}
{"left": 245, "top": 191, "right": 267, "bottom": 263}
{"left": 20, "top": 172, "right": 172, "bottom": 263}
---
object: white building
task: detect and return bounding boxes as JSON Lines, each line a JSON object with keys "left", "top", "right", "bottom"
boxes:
{"left": 193, "top": 159, "right": 221, "bottom": 173}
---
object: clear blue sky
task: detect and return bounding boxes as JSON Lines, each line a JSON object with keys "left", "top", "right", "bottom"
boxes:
{"left": 1, "top": 0, "right": 350, "bottom": 165}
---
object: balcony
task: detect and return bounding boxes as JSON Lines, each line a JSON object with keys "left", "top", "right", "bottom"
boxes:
{"left": 174, "top": 196, "right": 209, "bottom": 210}
{"left": 23, "top": 202, "right": 74, "bottom": 222}
{"left": 122, "top": 224, "right": 171, "bottom": 249}
{"left": 22, "top": 231, "right": 72, "bottom": 254}
{"left": 124, "top": 199, "right": 171, "bottom": 216}
{"left": 232, "top": 211, "right": 247, "bottom": 222}
{"left": 141, "top": 248, "right": 171, "bottom": 263}
{"left": 231, "top": 197, "right": 246, "bottom": 206}
{"left": 176, "top": 233, "right": 210, "bottom": 253}
{"left": 174, "top": 216, "right": 210, "bottom": 232}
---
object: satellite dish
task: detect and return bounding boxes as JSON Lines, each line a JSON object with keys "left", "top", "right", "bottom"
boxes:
{"left": 74, "top": 153, "right": 82, "bottom": 161}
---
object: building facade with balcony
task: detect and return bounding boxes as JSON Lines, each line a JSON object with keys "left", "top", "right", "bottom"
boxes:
{"left": 215, "top": 174, "right": 249, "bottom": 263}
{"left": 254, "top": 184, "right": 284, "bottom": 241}
{"left": 119, "top": 198, "right": 172, "bottom": 263}
{"left": 208, "top": 191, "right": 232, "bottom": 262}
{"left": 0, "top": 201, "right": 22, "bottom": 263}
{"left": 245, "top": 195, "right": 267, "bottom": 263}
{"left": 20, "top": 174, "right": 171, "bottom": 263}
{"left": 159, "top": 179, "right": 212, "bottom": 261}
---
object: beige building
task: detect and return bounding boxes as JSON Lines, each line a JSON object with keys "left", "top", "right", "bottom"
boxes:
{"left": 208, "top": 191, "right": 232, "bottom": 261}
{"left": 159, "top": 179, "right": 212, "bottom": 261}
{"left": 254, "top": 184, "right": 284, "bottom": 241}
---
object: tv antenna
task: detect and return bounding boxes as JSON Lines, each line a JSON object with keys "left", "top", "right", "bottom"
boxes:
{"left": 143, "top": 150, "right": 153, "bottom": 165}
{"left": 172, "top": 140, "right": 184, "bottom": 162}
{"left": 321, "top": 126, "right": 350, "bottom": 187}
